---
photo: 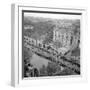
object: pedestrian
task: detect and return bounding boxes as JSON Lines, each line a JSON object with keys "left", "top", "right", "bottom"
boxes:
{"left": 28, "top": 64, "right": 34, "bottom": 77}
{"left": 34, "top": 68, "right": 39, "bottom": 77}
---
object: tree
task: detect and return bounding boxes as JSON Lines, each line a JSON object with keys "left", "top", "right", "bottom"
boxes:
{"left": 40, "top": 65, "right": 47, "bottom": 76}
{"left": 46, "top": 62, "right": 57, "bottom": 76}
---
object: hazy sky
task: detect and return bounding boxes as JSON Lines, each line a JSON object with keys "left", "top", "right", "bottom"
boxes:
{"left": 24, "top": 12, "right": 81, "bottom": 20}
